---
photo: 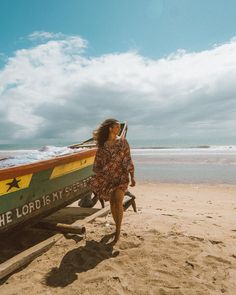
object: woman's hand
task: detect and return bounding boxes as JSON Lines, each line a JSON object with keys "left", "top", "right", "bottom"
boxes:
{"left": 130, "top": 177, "right": 136, "bottom": 187}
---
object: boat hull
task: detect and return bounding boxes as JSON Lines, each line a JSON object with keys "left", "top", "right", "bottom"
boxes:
{"left": 0, "top": 149, "right": 96, "bottom": 233}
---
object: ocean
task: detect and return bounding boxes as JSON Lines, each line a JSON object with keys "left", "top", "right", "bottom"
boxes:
{"left": 0, "top": 145, "right": 236, "bottom": 184}
{"left": 132, "top": 146, "right": 236, "bottom": 184}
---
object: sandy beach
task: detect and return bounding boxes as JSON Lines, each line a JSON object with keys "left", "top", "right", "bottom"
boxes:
{"left": 0, "top": 182, "right": 236, "bottom": 295}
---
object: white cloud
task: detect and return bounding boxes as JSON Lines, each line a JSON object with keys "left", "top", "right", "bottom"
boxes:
{"left": 28, "top": 31, "right": 66, "bottom": 41}
{"left": 27, "top": 31, "right": 88, "bottom": 53}
{"left": 0, "top": 33, "right": 236, "bottom": 146}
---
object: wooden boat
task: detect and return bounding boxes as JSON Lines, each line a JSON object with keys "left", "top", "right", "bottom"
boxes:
{"left": 0, "top": 122, "right": 127, "bottom": 233}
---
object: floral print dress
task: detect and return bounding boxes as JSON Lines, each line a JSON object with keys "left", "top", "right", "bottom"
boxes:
{"left": 90, "top": 138, "right": 134, "bottom": 201}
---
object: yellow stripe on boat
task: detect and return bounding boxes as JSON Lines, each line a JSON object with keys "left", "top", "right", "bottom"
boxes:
{"left": 0, "top": 174, "right": 33, "bottom": 196}
{"left": 50, "top": 156, "right": 95, "bottom": 179}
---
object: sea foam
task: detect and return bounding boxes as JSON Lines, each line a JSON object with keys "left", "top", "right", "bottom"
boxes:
{"left": 0, "top": 146, "right": 85, "bottom": 169}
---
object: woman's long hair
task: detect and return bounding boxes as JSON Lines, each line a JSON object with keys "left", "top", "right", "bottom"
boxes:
{"left": 93, "top": 118, "right": 119, "bottom": 147}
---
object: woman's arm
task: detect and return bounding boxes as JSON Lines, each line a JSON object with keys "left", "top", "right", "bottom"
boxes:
{"left": 129, "top": 171, "right": 136, "bottom": 187}
{"left": 123, "top": 139, "right": 135, "bottom": 186}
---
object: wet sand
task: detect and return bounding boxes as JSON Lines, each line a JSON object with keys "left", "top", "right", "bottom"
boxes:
{"left": 1, "top": 182, "right": 236, "bottom": 295}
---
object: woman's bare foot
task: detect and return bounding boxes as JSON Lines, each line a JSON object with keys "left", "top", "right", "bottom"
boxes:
{"left": 113, "top": 230, "right": 120, "bottom": 244}
{"left": 104, "top": 231, "right": 120, "bottom": 245}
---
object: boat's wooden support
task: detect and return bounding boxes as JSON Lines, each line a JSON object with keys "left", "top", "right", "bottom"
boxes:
{"left": 0, "top": 233, "right": 63, "bottom": 280}
{"left": 0, "top": 205, "right": 110, "bottom": 281}
{"left": 123, "top": 191, "right": 137, "bottom": 212}
{"left": 34, "top": 222, "right": 86, "bottom": 235}
{"left": 76, "top": 205, "right": 110, "bottom": 224}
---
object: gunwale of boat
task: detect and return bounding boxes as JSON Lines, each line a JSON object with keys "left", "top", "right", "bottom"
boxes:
{"left": 0, "top": 147, "right": 97, "bottom": 180}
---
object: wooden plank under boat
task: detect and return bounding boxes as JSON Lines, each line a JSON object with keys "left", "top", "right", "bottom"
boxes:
{"left": 0, "top": 122, "right": 128, "bottom": 234}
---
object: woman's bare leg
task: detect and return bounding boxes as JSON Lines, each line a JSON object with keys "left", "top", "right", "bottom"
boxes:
{"left": 110, "top": 198, "right": 117, "bottom": 225}
{"left": 109, "top": 189, "right": 124, "bottom": 243}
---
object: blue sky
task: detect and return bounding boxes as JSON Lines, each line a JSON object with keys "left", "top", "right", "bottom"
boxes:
{"left": 1, "top": 0, "right": 236, "bottom": 146}
{"left": 1, "top": 0, "right": 236, "bottom": 61}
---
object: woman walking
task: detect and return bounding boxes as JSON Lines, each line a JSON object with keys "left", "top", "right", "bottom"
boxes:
{"left": 90, "top": 119, "right": 135, "bottom": 243}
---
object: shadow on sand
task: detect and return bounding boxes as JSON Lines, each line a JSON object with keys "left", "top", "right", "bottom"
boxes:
{"left": 44, "top": 233, "right": 119, "bottom": 287}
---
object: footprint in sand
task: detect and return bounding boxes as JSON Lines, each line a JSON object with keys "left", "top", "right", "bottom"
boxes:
{"left": 213, "top": 223, "right": 222, "bottom": 227}
{"left": 185, "top": 260, "right": 195, "bottom": 269}
{"left": 205, "top": 255, "right": 231, "bottom": 265}
{"left": 118, "top": 237, "right": 142, "bottom": 250}
{"left": 209, "top": 240, "right": 224, "bottom": 245}
{"left": 232, "top": 254, "right": 236, "bottom": 259}
{"left": 136, "top": 235, "right": 144, "bottom": 241}
{"left": 156, "top": 268, "right": 180, "bottom": 278}
{"left": 188, "top": 235, "right": 205, "bottom": 242}
{"left": 137, "top": 207, "right": 142, "bottom": 214}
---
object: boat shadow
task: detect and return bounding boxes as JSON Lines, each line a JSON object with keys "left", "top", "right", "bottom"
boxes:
{"left": 44, "top": 234, "right": 119, "bottom": 288}
{"left": 0, "top": 207, "right": 99, "bottom": 265}
{"left": 0, "top": 228, "right": 54, "bottom": 264}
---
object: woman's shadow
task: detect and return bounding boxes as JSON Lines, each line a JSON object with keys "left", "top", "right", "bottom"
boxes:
{"left": 44, "top": 233, "right": 119, "bottom": 288}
